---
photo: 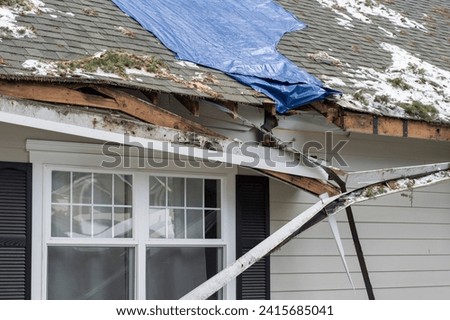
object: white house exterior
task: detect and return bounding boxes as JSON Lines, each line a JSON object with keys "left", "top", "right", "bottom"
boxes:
{"left": 0, "top": 0, "right": 449, "bottom": 300}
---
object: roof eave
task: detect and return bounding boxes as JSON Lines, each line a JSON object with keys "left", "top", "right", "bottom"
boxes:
{"left": 310, "top": 100, "right": 450, "bottom": 142}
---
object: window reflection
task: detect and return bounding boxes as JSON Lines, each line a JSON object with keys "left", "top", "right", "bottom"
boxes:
{"left": 146, "top": 247, "right": 222, "bottom": 300}
{"left": 149, "top": 176, "right": 221, "bottom": 240}
{"left": 51, "top": 171, "right": 133, "bottom": 238}
{"left": 48, "top": 247, "right": 134, "bottom": 300}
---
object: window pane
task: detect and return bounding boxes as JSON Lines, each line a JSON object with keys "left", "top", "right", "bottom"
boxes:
{"left": 93, "top": 174, "right": 112, "bottom": 205}
{"left": 51, "top": 205, "right": 70, "bottom": 237}
{"left": 186, "top": 178, "right": 203, "bottom": 207}
{"left": 205, "top": 179, "right": 220, "bottom": 208}
{"left": 149, "top": 208, "right": 166, "bottom": 238}
{"left": 205, "top": 210, "right": 221, "bottom": 239}
{"left": 146, "top": 247, "right": 222, "bottom": 300}
{"left": 168, "top": 209, "right": 185, "bottom": 239}
{"left": 149, "top": 176, "right": 166, "bottom": 206}
{"left": 51, "top": 171, "right": 71, "bottom": 203}
{"left": 72, "top": 172, "right": 92, "bottom": 204}
{"left": 93, "top": 206, "right": 112, "bottom": 238}
{"left": 168, "top": 177, "right": 184, "bottom": 206}
{"left": 47, "top": 247, "right": 134, "bottom": 300}
{"left": 114, "top": 175, "right": 132, "bottom": 205}
{"left": 186, "top": 209, "right": 203, "bottom": 239}
{"left": 114, "top": 207, "right": 133, "bottom": 238}
{"left": 72, "top": 205, "right": 92, "bottom": 237}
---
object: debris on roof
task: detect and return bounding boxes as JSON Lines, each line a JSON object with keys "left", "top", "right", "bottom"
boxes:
{"left": 308, "top": 51, "right": 343, "bottom": 67}
{"left": 22, "top": 50, "right": 164, "bottom": 78}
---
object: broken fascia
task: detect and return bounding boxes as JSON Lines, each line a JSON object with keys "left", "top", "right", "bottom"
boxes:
{"left": 181, "top": 167, "right": 450, "bottom": 300}
{"left": 0, "top": 96, "right": 328, "bottom": 179}
{"left": 343, "top": 162, "right": 450, "bottom": 189}
{"left": 207, "top": 100, "right": 345, "bottom": 177}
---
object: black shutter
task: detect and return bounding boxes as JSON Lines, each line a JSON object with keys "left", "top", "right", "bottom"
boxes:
{"left": 0, "top": 162, "right": 32, "bottom": 300}
{"left": 236, "top": 175, "right": 270, "bottom": 300}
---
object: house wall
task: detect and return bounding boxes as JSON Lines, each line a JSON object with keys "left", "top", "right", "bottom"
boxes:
{"left": 1, "top": 121, "right": 449, "bottom": 300}
{"left": 0, "top": 123, "right": 100, "bottom": 163}
{"left": 269, "top": 130, "right": 450, "bottom": 300}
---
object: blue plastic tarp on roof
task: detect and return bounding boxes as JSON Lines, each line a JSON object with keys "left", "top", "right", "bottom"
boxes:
{"left": 111, "top": 0, "right": 339, "bottom": 113}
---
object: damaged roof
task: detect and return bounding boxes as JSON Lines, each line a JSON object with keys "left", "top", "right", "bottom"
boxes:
{"left": 0, "top": 0, "right": 263, "bottom": 105}
{"left": 0, "top": 0, "right": 449, "bottom": 125}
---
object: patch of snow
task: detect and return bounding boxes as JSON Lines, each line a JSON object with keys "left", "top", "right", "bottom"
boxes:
{"left": 191, "top": 72, "right": 219, "bottom": 84}
{"left": 321, "top": 75, "right": 347, "bottom": 87}
{"left": 176, "top": 61, "right": 200, "bottom": 69}
{"left": 342, "top": 43, "right": 450, "bottom": 121}
{"left": 125, "top": 68, "right": 157, "bottom": 78}
{"left": 0, "top": 7, "right": 35, "bottom": 39}
{"left": 336, "top": 17, "right": 354, "bottom": 29}
{"left": 316, "top": 0, "right": 426, "bottom": 31}
{"left": 89, "top": 68, "right": 121, "bottom": 79}
{"left": 192, "top": 72, "right": 207, "bottom": 82}
{"left": 0, "top": 1, "right": 75, "bottom": 40}
{"left": 26, "top": 0, "right": 55, "bottom": 14}
{"left": 22, "top": 59, "right": 58, "bottom": 76}
{"left": 93, "top": 50, "right": 107, "bottom": 58}
{"left": 0, "top": 1, "right": 61, "bottom": 40}
{"left": 378, "top": 26, "right": 396, "bottom": 38}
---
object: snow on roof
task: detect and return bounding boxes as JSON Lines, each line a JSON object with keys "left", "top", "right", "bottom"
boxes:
{"left": 340, "top": 42, "right": 450, "bottom": 122}
{"left": 315, "top": 0, "right": 427, "bottom": 31}
{"left": 0, "top": 0, "right": 75, "bottom": 40}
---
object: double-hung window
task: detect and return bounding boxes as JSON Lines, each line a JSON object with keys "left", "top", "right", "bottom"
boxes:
{"left": 29, "top": 141, "right": 237, "bottom": 300}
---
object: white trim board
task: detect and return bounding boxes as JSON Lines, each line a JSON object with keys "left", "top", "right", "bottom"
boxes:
{"left": 0, "top": 97, "right": 328, "bottom": 179}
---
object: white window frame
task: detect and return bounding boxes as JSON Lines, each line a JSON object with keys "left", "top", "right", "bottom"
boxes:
{"left": 28, "top": 140, "right": 237, "bottom": 300}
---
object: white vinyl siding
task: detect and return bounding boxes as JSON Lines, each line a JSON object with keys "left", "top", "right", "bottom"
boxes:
{"left": 270, "top": 131, "right": 450, "bottom": 300}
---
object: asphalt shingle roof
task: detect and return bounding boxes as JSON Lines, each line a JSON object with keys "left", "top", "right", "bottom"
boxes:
{"left": 277, "top": 0, "right": 450, "bottom": 123}
{"left": 0, "top": 0, "right": 262, "bottom": 105}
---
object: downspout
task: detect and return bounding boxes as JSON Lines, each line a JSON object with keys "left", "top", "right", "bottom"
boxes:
{"left": 330, "top": 172, "right": 375, "bottom": 300}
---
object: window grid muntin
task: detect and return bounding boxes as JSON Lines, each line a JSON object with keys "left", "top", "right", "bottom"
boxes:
{"left": 51, "top": 171, "right": 133, "bottom": 239}
{"left": 148, "top": 176, "right": 221, "bottom": 240}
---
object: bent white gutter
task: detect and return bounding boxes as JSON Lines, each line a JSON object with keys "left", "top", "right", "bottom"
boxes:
{"left": 181, "top": 168, "right": 450, "bottom": 300}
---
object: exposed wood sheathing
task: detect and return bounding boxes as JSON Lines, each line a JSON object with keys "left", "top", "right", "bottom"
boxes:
{"left": 311, "top": 101, "right": 450, "bottom": 142}
{"left": 0, "top": 81, "right": 223, "bottom": 138}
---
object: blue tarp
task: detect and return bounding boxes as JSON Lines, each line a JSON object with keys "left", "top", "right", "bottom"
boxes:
{"left": 111, "top": 0, "right": 339, "bottom": 113}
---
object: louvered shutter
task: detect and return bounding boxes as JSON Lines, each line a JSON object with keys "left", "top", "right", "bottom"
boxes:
{"left": 0, "top": 162, "right": 32, "bottom": 300}
{"left": 236, "top": 175, "right": 270, "bottom": 300}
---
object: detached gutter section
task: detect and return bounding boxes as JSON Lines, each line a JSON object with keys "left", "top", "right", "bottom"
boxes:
{"left": 182, "top": 164, "right": 450, "bottom": 300}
